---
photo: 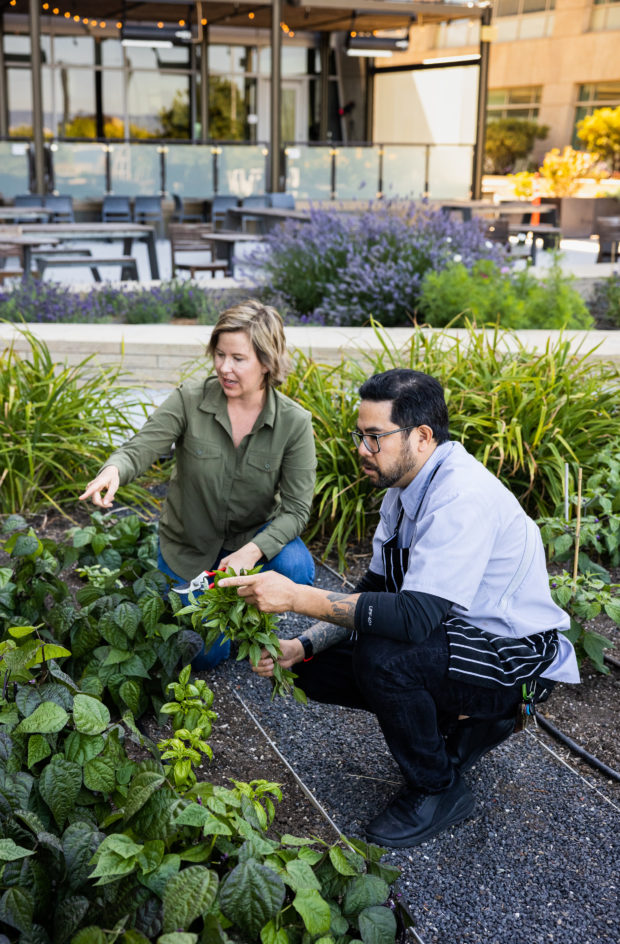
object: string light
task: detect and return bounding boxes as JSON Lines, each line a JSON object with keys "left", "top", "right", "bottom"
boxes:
{"left": 178, "top": 19, "right": 186, "bottom": 27}
{"left": 201, "top": 18, "right": 207, "bottom": 26}
{"left": 248, "top": 11, "right": 255, "bottom": 19}
{"left": 42, "top": 3, "right": 49, "bottom": 8}
{"left": 73, "top": 14, "right": 80, "bottom": 21}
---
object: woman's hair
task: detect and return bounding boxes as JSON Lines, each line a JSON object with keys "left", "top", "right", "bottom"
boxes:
{"left": 207, "top": 299, "right": 291, "bottom": 387}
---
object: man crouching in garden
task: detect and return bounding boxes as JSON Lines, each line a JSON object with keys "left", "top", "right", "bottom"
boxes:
{"left": 220, "top": 369, "right": 579, "bottom": 848}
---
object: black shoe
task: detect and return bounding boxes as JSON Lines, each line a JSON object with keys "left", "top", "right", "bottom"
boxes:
{"left": 365, "top": 775, "right": 475, "bottom": 848}
{"left": 445, "top": 715, "right": 516, "bottom": 773}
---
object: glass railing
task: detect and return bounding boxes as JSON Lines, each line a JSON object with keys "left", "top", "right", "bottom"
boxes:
{"left": 0, "top": 141, "right": 32, "bottom": 199}
{"left": 0, "top": 140, "right": 474, "bottom": 202}
{"left": 51, "top": 143, "right": 107, "bottom": 197}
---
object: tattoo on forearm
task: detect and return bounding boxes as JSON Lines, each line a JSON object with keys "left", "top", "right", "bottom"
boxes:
{"left": 305, "top": 620, "right": 350, "bottom": 654}
{"left": 313, "top": 591, "right": 359, "bottom": 629}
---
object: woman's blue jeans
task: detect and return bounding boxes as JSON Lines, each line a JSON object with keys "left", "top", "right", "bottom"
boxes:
{"left": 158, "top": 535, "right": 314, "bottom": 671}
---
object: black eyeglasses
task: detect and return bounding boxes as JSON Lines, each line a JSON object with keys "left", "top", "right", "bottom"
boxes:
{"left": 351, "top": 426, "right": 417, "bottom": 454}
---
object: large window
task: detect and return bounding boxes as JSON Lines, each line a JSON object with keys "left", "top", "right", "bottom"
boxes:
{"left": 574, "top": 82, "right": 620, "bottom": 145}
{"left": 487, "top": 86, "right": 542, "bottom": 121}
{"left": 492, "top": 0, "right": 555, "bottom": 41}
{"left": 591, "top": 0, "right": 620, "bottom": 31}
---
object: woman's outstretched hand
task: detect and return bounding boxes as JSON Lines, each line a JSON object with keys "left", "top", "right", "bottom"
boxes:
{"left": 79, "top": 466, "right": 120, "bottom": 508}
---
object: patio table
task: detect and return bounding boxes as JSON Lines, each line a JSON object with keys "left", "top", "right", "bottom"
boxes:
{"left": 224, "top": 206, "right": 311, "bottom": 233}
{"left": 19, "top": 222, "right": 160, "bottom": 280}
{"left": 0, "top": 207, "right": 53, "bottom": 221}
{"left": 201, "top": 231, "right": 264, "bottom": 278}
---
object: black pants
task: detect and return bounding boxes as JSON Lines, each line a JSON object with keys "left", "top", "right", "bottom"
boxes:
{"left": 294, "top": 627, "right": 525, "bottom": 794}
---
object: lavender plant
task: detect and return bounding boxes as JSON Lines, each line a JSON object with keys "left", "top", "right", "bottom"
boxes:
{"left": 250, "top": 203, "right": 506, "bottom": 326}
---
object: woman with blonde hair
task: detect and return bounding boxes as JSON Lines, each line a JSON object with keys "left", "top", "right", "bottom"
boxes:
{"left": 80, "top": 299, "right": 316, "bottom": 668}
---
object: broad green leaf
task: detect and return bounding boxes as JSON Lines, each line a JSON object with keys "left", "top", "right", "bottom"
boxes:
{"left": 28, "top": 643, "right": 72, "bottom": 665}
{"left": 39, "top": 756, "right": 82, "bottom": 828}
{"left": 162, "top": 865, "right": 218, "bottom": 933}
{"left": 137, "top": 839, "right": 165, "bottom": 875}
{"left": 0, "top": 886, "right": 34, "bottom": 933}
{"left": 73, "top": 694, "right": 110, "bottom": 735}
{"left": 0, "top": 838, "right": 35, "bottom": 861}
{"left": 281, "top": 834, "right": 318, "bottom": 846}
{"left": 121, "top": 932, "right": 152, "bottom": 944}
{"left": 342, "top": 875, "right": 390, "bottom": 917}
{"left": 12, "top": 533, "right": 42, "bottom": 557}
{"left": 52, "top": 894, "right": 90, "bottom": 944}
{"left": 604, "top": 600, "right": 620, "bottom": 624}
{"left": 261, "top": 919, "right": 289, "bottom": 944}
{"left": 27, "top": 733, "right": 51, "bottom": 768}
{"left": 119, "top": 679, "right": 143, "bottom": 716}
{"left": 140, "top": 595, "right": 166, "bottom": 634}
{"left": 16, "top": 701, "right": 69, "bottom": 735}
{"left": 285, "top": 858, "right": 322, "bottom": 891}
{"left": 177, "top": 841, "right": 212, "bottom": 863}
{"left": 64, "top": 731, "right": 105, "bottom": 765}
{"left": 114, "top": 601, "right": 142, "bottom": 639}
{"left": 83, "top": 756, "right": 117, "bottom": 794}
{"left": 329, "top": 845, "right": 364, "bottom": 876}
{"left": 70, "top": 927, "right": 108, "bottom": 944}
{"left": 139, "top": 854, "right": 181, "bottom": 898}
{"left": 123, "top": 770, "right": 167, "bottom": 821}
{"left": 219, "top": 859, "right": 286, "bottom": 939}
{"left": 63, "top": 822, "right": 105, "bottom": 892}
{"left": 358, "top": 905, "right": 397, "bottom": 944}
{"left": 8, "top": 625, "right": 36, "bottom": 638}
{"left": 292, "top": 888, "right": 332, "bottom": 935}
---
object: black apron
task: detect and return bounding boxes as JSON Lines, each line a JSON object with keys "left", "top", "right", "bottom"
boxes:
{"left": 381, "top": 462, "right": 444, "bottom": 593}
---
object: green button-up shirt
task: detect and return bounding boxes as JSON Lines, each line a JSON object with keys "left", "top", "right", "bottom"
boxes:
{"left": 103, "top": 377, "right": 316, "bottom": 578}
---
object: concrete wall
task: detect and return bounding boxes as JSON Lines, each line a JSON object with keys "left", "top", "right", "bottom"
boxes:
{"left": 1, "top": 323, "right": 618, "bottom": 390}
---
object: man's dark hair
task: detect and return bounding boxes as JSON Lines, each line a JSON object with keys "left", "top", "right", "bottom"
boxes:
{"left": 358, "top": 369, "right": 450, "bottom": 444}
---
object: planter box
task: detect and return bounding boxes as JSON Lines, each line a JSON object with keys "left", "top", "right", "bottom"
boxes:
{"left": 557, "top": 197, "right": 620, "bottom": 238}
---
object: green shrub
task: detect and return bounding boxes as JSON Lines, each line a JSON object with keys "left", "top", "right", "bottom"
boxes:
{"left": 587, "top": 273, "right": 620, "bottom": 329}
{"left": 0, "top": 518, "right": 403, "bottom": 943}
{"left": 0, "top": 327, "right": 158, "bottom": 515}
{"left": 417, "top": 258, "right": 592, "bottom": 329}
{"left": 282, "top": 324, "right": 620, "bottom": 565}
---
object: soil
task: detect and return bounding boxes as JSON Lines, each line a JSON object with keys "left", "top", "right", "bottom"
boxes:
{"left": 4, "top": 507, "right": 619, "bottom": 843}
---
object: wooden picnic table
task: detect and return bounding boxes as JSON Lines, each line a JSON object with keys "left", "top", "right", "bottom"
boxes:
{"left": 18, "top": 222, "right": 160, "bottom": 280}
{"left": 224, "top": 206, "right": 311, "bottom": 233}
{"left": 201, "top": 231, "right": 264, "bottom": 278}
{"left": 0, "top": 232, "right": 61, "bottom": 277}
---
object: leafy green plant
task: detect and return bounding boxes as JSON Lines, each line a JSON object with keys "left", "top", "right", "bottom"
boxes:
{"left": 538, "top": 446, "right": 620, "bottom": 570}
{"left": 587, "top": 273, "right": 620, "bottom": 329}
{"left": 174, "top": 569, "right": 307, "bottom": 704}
{"left": 0, "top": 326, "right": 158, "bottom": 515}
{"left": 484, "top": 117, "right": 549, "bottom": 174}
{"left": 1, "top": 514, "right": 203, "bottom": 720}
{"left": 160, "top": 663, "right": 218, "bottom": 732}
{"left": 158, "top": 725, "right": 213, "bottom": 791}
{"left": 417, "top": 258, "right": 592, "bottom": 330}
{"left": 551, "top": 572, "right": 618, "bottom": 674}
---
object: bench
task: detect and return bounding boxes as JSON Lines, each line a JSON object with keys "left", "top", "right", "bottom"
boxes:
{"left": 169, "top": 223, "right": 231, "bottom": 278}
{"left": 34, "top": 254, "right": 139, "bottom": 282}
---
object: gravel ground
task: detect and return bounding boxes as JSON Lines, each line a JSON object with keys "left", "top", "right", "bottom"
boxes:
{"left": 210, "top": 564, "right": 620, "bottom": 944}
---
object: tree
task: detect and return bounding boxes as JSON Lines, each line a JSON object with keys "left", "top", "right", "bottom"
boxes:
{"left": 538, "top": 146, "right": 606, "bottom": 197}
{"left": 577, "top": 106, "right": 620, "bottom": 174}
{"left": 484, "top": 117, "right": 549, "bottom": 174}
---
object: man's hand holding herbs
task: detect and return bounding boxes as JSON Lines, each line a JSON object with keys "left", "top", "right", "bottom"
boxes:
{"left": 253, "top": 638, "right": 305, "bottom": 678}
{"left": 172, "top": 567, "right": 307, "bottom": 704}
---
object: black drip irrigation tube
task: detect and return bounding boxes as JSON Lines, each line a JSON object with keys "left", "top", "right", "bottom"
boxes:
{"left": 311, "top": 555, "right": 620, "bottom": 785}
{"left": 533, "top": 709, "right": 620, "bottom": 782}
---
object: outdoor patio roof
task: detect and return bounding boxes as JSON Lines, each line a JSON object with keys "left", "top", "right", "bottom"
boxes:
{"left": 2, "top": 1, "right": 486, "bottom": 32}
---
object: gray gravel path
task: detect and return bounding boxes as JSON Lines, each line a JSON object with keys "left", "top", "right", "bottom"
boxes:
{"left": 214, "top": 564, "right": 620, "bottom": 944}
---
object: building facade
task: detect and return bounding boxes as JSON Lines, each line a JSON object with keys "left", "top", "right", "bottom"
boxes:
{"left": 380, "top": 0, "right": 620, "bottom": 165}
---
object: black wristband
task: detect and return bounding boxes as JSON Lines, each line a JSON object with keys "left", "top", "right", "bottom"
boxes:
{"left": 298, "top": 634, "right": 314, "bottom": 661}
